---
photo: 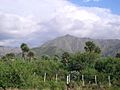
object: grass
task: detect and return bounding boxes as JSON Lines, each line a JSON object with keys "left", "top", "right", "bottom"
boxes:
{"left": 4, "top": 87, "right": 120, "bottom": 90}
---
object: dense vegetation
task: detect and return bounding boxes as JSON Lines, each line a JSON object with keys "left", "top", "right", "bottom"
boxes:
{"left": 0, "top": 41, "right": 120, "bottom": 90}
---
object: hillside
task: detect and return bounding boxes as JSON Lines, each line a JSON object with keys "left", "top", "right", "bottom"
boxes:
{"left": 33, "top": 34, "right": 120, "bottom": 56}
{"left": 0, "top": 46, "right": 21, "bottom": 57}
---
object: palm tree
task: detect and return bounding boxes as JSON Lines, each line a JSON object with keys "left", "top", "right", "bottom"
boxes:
{"left": 20, "top": 43, "right": 29, "bottom": 59}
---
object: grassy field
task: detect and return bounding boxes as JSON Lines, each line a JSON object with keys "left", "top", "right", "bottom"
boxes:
{"left": 3, "top": 86, "right": 120, "bottom": 90}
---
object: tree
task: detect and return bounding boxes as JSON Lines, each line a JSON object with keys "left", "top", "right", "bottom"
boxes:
{"left": 41, "top": 55, "right": 50, "bottom": 60}
{"left": 116, "top": 52, "right": 120, "bottom": 58}
{"left": 84, "top": 41, "right": 96, "bottom": 53}
{"left": 94, "top": 46, "right": 101, "bottom": 54}
{"left": 20, "top": 43, "right": 29, "bottom": 59}
{"left": 53, "top": 55, "right": 60, "bottom": 61}
{"left": 1, "top": 53, "right": 15, "bottom": 61}
{"left": 61, "top": 52, "right": 70, "bottom": 65}
{"left": 27, "top": 51, "right": 35, "bottom": 60}
{"left": 6, "top": 53, "right": 15, "bottom": 59}
{"left": 84, "top": 41, "right": 101, "bottom": 54}
{"left": 68, "top": 59, "right": 83, "bottom": 72}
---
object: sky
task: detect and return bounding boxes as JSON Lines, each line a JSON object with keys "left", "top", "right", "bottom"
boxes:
{"left": 0, "top": 0, "right": 120, "bottom": 47}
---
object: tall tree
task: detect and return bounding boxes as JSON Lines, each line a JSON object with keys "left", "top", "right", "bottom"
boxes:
{"left": 20, "top": 43, "right": 29, "bottom": 59}
{"left": 84, "top": 41, "right": 96, "bottom": 53}
{"left": 84, "top": 41, "right": 101, "bottom": 54}
{"left": 61, "top": 52, "right": 70, "bottom": 65}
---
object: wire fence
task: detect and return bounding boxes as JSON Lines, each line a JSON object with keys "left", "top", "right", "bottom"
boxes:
{"left": 42, "top": 73, "right": 112, "bottom": 87}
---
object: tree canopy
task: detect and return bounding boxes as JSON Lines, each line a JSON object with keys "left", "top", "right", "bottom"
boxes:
{"left": 84, "top": 41, "right": 101, "bottom": 54}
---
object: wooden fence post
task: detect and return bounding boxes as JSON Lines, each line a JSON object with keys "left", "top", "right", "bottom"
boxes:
{"left": 82, "top": 75, "right": 85, "bottom": 86}
{"left": 56, "top": 74, "right": 58, "bottom": 82}
{"left": 108, "top": 76, "right": 111, "bottom": 87}
{"left": 44, "top": 73, "right": 46, "bottom": 82}
{"left": 95, "top": 75, "right": 97, "bottom": 85}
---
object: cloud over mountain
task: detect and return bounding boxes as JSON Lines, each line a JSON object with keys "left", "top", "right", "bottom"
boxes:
{"left": 0, "top": 0, "right": 120, "bottom": 47}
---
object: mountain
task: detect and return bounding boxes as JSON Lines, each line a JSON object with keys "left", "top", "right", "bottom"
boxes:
{"left": 0, "top": 46, "right": 21, "bottom": 57}
{"left": 33, "top": 34, "right": 120, "bottom": 57}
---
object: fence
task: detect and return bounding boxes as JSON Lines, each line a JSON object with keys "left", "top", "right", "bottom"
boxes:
{"left": 43, "top": 73, "right": 112, "bottom": 87}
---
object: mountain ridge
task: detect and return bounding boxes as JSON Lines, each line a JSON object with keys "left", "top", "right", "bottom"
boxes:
{"left": 33, "top": 34, "right": 120, "bottom": 56}
{"left": 0, "top": 34, "right": 120, "bottom": 57}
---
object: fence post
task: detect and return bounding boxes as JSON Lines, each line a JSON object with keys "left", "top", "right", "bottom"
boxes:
{"left": 67, "top": 75, "right": 69, "bottom": 84}
{"left": 56, "top": 74, "right": 58, "bottom": 82}
{"left": 44, "top": 73, "right": 46, "bottom": 82}
{"left": 108, "top": 76, "right": 111, "bottom": 87}
{"left": 68, "top": 74, "right": 70, "bottom": 83}
{"left": 82, "top": 75, "right": 85, "bottom": 86}
{"left": 95, "top": 75, "right": 97, "bottom": 85}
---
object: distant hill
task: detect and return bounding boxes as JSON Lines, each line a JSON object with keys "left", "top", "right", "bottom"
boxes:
{"left": 33, "top": 34, "right": 120, "bottom": 57}
{"left": 1, "top": 34, "right": 120, "bottom": 57}
{"left": 0, "top": 46, "right": 21, "bottom": 57}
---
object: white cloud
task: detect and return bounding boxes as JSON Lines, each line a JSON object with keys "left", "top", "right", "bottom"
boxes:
{"left": 45, "top": 4, "right": 120, "bottom": 39}
{"left": 0, "top": 12, "right": 44, "bottom": 46}
{"left": 0, "top": 12, "right": 38, "bottom": 37}
{"left": 0, "top": 0, "right": 120, "bottom": 47}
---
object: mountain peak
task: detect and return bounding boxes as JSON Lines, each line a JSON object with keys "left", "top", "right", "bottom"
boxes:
{"left": 64, "top": 34, "right": 77, "bottom": 38}
{"left": 64, "top": 34, "right": 72, "bottom": 37}
{"left": 33, "top": 35, "right": 120, "bottom": 57}
{"left": 63, "top": 34, "right": 77, "bottom": 39}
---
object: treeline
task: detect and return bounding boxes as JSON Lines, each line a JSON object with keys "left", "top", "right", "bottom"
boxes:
{"left": 0, "top": 41, "right": 120, "bottom": 90}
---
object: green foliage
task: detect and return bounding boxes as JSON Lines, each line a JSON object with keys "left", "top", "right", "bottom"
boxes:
{"left": 84, "top": 41, "right": 101, "bottom": 54}
{"left": 1, "top": 41, "right": 120, "bottom": 89}
{"left": 70, "top": 52, "right": 99, "bottom": 70}
{"left": 41, "top": 55, "right": 51, "bottom": 60}
{"left": 5, "top": 53, "right": 15, "bottom": 59}
{"left": 27, "top": 51, "right": 35, "bottom": 60}
{"left": 94, "top": 46, "right": 101, "bottom": 54}
{"left": 0, "top": 59, "right": 66, "bottom": 89}
{"left": 95, "top": 57, "right": 120, "bottom": 86}
{"left": 1, "top": 53, "right": 15, "bottom": 62}
{"left": 116, "top": 52, "right": 120, "bottom": 58}
{"left": 20, "top": 43, "right": 30, "bottom": 59}
{"left": 84, "top": 41, "right": 95, "bottom": 52}
{"left": 61, "top": 52, "right": 70, "bottom": 65}
{"left": 53, "top": 55, "right": 60, "bottom": 61}
{"left": 82, "top": 68, "right": 98, "bottom": 83}
{"left": 20, "top": 43, "right": 30, "bottom": 53}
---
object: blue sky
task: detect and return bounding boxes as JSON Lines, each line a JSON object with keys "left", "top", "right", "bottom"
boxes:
{"left": 0, "top": 0, "right": 120, "bottom": 47}
{"left": 70, "top": 0, "right": 120, "bottom": 15}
